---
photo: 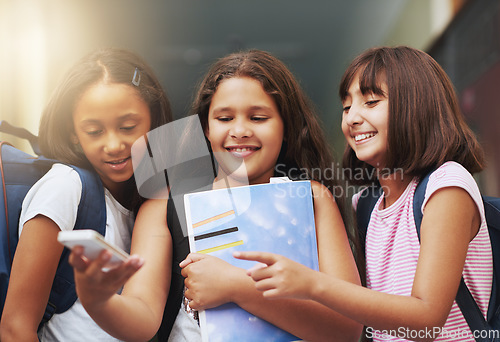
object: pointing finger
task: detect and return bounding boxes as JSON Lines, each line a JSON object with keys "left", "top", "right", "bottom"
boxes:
{"left": 233, "top": 251, "right": 279, "bottom": 266}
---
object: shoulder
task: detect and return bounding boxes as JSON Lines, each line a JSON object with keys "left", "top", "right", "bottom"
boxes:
{"left": 27, "top": 163, "right": 82, "bottom": 198}
{"left": 426, "top": 161, "right": 479, "bottom": 195}
{"left": 40, "top": 163, "right": 83, "bottom": 187}
{"left": 422, "top": 161, "right": 484, "bottom": 218}
{"left": 20, "top": 164, "right": 83, "bottom": 232}
{"left": 31, "top": 164, "right": 83, "bottom": 200}
{"left": 432, "top": 161, "right": 474, "bottom": 181}
{"left": 310, "top": 180, "right": 333, "bottom": 199}
{"left": 309, "top": 180, "right": 341, "bottom": 215}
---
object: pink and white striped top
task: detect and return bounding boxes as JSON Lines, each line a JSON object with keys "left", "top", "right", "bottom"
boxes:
{"left": 353, "top": 161, "right": 493, "bottom": 342}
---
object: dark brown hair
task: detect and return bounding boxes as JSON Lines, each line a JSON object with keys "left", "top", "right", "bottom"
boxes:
{"left": 340, "top": 46, "right": 485, "bottom": 185}
{"left": 191, "top": 49, "right": 351, "bottom": 235}
{"left": 193, "top": 51, "right": 345, "bottom": 190}
{"left": 39, "top": 47, "right": 173, "bottom": 168}
{"left": 38, "top": 48, "right": 173, "bottom": 211}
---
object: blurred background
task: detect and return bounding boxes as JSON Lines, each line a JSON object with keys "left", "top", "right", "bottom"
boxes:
{"left": 1, "top": 0, "right": 499, "bottom": 195}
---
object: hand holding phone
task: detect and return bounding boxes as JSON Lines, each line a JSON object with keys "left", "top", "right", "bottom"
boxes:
{"left": 58, "top": 230, "right": 129, "bottom": 267}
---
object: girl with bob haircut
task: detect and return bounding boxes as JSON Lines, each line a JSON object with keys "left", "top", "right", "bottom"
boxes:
{"left": 341, "top": 45, "right": 484, "bottom": 183}
{"left": 236, "top": 46, "right": 490, "bottom": 342}
{"left": 0, "top": 47, "right": 173, "bottom": 341}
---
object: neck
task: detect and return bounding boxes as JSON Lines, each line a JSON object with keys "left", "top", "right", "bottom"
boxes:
{"left": 212, "top": 167, "right": 273, "bottom": 190}
{"left": 106, "top": 181, "right": 134, "bottom": 209}
{"left": 378, "top": 171, "right": 411, "bottom": 209}
{"left": 212, "top": 175, "right": 252, "bottom": 190}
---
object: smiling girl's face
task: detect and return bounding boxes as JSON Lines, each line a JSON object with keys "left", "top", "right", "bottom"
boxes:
{"left": 341, "top": 72, "right": 390, "bottom": 169}
{"left": 206, "top": 76, "right": 284, "bottom": 187}
{"left": 72, "top": 82, "right": 151, "bottom": 196}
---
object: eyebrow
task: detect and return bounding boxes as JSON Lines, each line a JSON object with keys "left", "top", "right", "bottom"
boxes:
{"left": 78, "top": 113, "right": 143, "bottom": 125}
{"left": 210, "top": 107, "right": 233, "bottom": 114}
{"left": 118, "top": 113, "right": 145, "bottom": 122}
{"left": 248, "top": 105, "right": 274, "bottom": 112}
{"left": 211, "top": 105, "right": 274, "bottom": 114}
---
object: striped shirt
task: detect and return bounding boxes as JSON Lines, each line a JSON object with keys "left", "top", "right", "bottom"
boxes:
{"left": 354, "top": 161, "right": 493, "bottom": 342}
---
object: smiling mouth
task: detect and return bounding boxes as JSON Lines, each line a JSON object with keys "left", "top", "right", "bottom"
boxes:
{"left": 104, "top": 157, "right": 131, "bottom": 171}
{"left": 106, "top": 157, "right": 130, "bottom": 165}
{"left": 225, "top": 146, "right": 259, "bottom": 157}
{"left": 354, "top": 133, "right": 376, "bottom": 142}
{"left": 226, "top": 147, "right": 258, "bottom": 152}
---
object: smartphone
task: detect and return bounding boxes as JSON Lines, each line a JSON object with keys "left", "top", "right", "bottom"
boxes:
{"left": 57, "top": 230, "right": 129, "bottom": 267}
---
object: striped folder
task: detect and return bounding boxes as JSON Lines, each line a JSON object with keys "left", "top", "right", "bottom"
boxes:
{"left": 184, "top": 180, "right": 318, "bottom": 342}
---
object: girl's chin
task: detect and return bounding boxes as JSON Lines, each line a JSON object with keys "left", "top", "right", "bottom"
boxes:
{"left": 216, "top": 170, "right": 251, "bottom": 186}
{"left": 214, "top": 177, "right": 247, "bottom": 189}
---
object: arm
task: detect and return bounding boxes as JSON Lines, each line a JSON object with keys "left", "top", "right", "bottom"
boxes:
{"left": 71, "top": 199, "right": 172, "bottom": 342}
{"left": 181, "top": 181, "right": 363, "bottom": 342}
{"left": 237, "top": 187, "right": 480, "bottom": 342}
{"left": 0, "top": 215, "right": 63, "bottom": 342}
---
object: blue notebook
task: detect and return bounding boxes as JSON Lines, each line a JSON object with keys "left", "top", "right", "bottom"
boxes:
{"left": 184, "top": 180, "right": 318, "bottom": 342}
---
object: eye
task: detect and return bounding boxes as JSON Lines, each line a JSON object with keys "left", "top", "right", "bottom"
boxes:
{"left": 366, "top": 100, "right": 380, "bottom": 106}
{"left": 342, "top": 105, "right": 351, "bottom": 113}
{"left": 216, "top": 116, "right": 232, "bottom": 122}
{"left": 86, "top": 129, "right": 103, "bottom": 136}
{"left": 121, "top": 125, "right": 137, "bottom": 131}
{"left": 251, "top": 116, "right": 268, "bottom": 122}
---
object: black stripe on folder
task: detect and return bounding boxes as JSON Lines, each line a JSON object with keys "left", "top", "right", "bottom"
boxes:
{"left": 194, "top": 227, "right": 239, "bottom": 241}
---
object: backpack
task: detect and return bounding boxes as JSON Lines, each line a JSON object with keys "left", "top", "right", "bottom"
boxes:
{"left": 0, "top": 121, "right": 107, "bottom": 328}
{"left": 156, "top": 193, "right": 190, "bottom": 340}
{"left": 357, "top": 170, "right": 500, "bottom": 341}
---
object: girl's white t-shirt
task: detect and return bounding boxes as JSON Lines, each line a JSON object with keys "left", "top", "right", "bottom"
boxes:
{"left": 354, "top": 161, "right": 493, "bottom": 342}
{"left": 19, "top": 164, "right": 134, "bottom": 342}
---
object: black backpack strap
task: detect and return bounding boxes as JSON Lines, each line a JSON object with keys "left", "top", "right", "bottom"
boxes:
{"left": 356, "top": 185, "right": 383, "bottom": 257}
{"left": 355, "top": 185, "right": 383, "bottom": 342}
{"left": 157, "top": 192, "right": 190, "bottom": 340}
{"left": 72, "top": 167, "right": 107, "bottom": 236}
{"left": 411, "top": 172, "right": 430, "bottom": 237}
{"left": 413, "top": 171, "right": 491, "bottom": 339}
{"left": 41, "top": 166, "right": 106, "bottom": 326}
{"left": 483, "top": 196, "right": 500, "bottom": 325}
{"left": 455, "top": 279, "right": 490, "bottom": 340}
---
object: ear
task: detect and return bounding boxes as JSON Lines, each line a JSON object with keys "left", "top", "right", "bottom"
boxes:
{"left": 70, "top": 134, "right": 79, "bottom": 145}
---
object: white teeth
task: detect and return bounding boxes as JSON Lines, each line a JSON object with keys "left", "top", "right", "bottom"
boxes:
{"left": 108, "top": 158, "right": 127, "bottom": 164}
{"left": 233, "top": 148, "right": 250, "bottom": 152}
{"left": 354, "top": 133, "right": 375, "bottom": 142}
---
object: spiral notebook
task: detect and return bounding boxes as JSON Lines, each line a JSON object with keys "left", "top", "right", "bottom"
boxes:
{"left": 184, "top": 180, "right": 318, "bottom": 342}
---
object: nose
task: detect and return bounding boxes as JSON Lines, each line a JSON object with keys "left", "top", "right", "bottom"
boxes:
{"left": 103, "top": 132, "right": 125, "bottom": 154}
{"left": 229, "top": 118, "right": 252, "bottom": 139}
{"left": 343, "top": 104, "right": 363, "bottom": 127}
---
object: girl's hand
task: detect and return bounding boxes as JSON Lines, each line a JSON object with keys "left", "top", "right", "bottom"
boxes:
{"left": 233, "top": 251, "right": 316, "bottom": 300}
{"left": 69, "top": 246, "right": 144, "bottom": 308}
{"left": 180, "top": 253, "right": 244, "bottom": 310}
